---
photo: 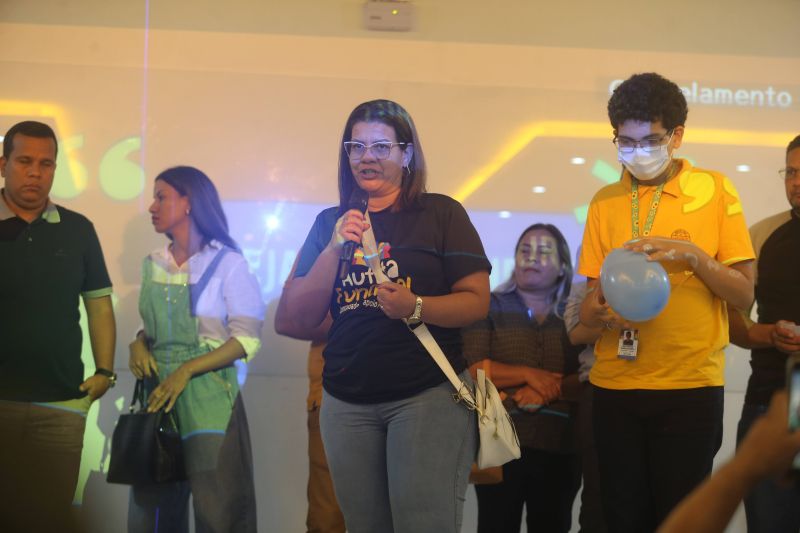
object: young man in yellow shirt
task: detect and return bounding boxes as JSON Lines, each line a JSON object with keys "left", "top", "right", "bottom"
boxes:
{"left": 578, "top": 72, "right": 755, "bottom": 532}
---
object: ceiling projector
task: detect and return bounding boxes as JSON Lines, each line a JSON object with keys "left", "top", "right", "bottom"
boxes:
{"left": 363, "top": 1, "right": 415, "bottom": 32}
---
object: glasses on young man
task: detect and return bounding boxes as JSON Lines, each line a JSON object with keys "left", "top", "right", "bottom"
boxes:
{"left": 343, "top": 141, "right": 407, "bottom": 160}
{"left": 613, "top": 131, "right": 673, "bottom": 154}
{"left": 779, "top": 167, "right": 799, "bottom": 180}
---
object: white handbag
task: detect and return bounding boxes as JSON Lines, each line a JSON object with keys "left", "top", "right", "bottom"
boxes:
{"left": 361, "top": 213, "right": 521, "bottom": 469}
{"left": 473, "top": 368, "right": 521, "bottom": 468}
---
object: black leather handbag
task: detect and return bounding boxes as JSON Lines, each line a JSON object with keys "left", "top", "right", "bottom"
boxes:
{"left": 107, "top": 379, "right": 187, "bottom": 485}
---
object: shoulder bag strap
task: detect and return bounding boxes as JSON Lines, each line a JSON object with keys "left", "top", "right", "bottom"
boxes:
{"left": 362, "top": 212, "right": 477, "bottom": 409}
{"left": 189, "top": 246, "right": 230, "bottom": 316}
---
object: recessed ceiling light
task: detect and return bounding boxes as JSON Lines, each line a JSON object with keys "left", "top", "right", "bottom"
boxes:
{"left": 570, "top": 157, "right": 586, "bottom": 165}
{"left": 498, "top": 210, "right": 512, "bottom": 219}
{"left": 531, "top": 186, "right": 546, "bottom": 194}
{"left": 736, "top": 164, "right": 751, "bottom": 173}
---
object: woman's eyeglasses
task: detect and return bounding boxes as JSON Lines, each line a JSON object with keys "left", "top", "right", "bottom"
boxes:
{"left": 343, "top": 141, "right": 407, "bottom": 160}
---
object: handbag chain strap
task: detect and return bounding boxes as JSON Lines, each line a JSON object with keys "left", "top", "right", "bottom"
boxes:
{"left": 130, "top": 379, "right": 145, "bottom": 413}
{"left": 128, "top": 379, "right": 181, "bottom": 431}
{"left": 361, "top": 212, "right": 478, "bottom": 411}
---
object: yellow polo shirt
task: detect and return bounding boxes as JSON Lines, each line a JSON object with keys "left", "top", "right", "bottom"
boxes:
{"left": 578, "top": 158, "right": 754, "bottom": 390}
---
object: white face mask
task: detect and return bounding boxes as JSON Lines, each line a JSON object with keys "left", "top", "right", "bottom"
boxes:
{"left": 618, "top": 143, "right": 672, "bottom": 182}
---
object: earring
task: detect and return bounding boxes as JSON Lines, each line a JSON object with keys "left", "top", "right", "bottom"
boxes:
{"left": 403, "top": 164, "right": 410, "bottom": 175}
{"left": 185, "top": 208, "right": 191, "bottom": 215}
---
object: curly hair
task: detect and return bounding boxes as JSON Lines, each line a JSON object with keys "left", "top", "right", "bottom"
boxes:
{"left": 608, "top": 73, "right": 688, "bottom": 131}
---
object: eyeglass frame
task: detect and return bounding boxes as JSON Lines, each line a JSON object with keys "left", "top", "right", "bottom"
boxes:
{"left": 779, "top": 167, "right": 799, "bottom": 180}
{"left": 343, "top": 141, "right": 410, "bottom": 160}
{"left": 613, "top": 130, "right": 674, "bottom": 154}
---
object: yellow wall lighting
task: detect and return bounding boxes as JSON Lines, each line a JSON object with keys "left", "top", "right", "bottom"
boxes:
{"left": 453, "top": 120, "right": 795, "bottom": 203}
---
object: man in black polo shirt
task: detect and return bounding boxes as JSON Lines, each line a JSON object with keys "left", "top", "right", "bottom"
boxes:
{"left": 0, "top": 121, "right": 116, "bottom": 531}
{"left": 730, "top": 134, "right": 800, "bottom": 532}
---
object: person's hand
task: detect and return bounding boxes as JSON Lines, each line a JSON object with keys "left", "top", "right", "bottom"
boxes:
{"left": 129, "top": 337, "right": 159, "bottom": 379}
{"left": 524, "top": 368, "right": 562, "bottom": 403}
{"left": 625, "top": 237, "right": 703, "bottom": 270}
{"left": 147, "top": 366, "right": 192, "bottom": 413}
{"left": 773, "top": 321, "right": 800, "bottom": 354}
{"left": 735, "top": 390, "right": 800, "bottom": 484}
{"left": 513, "top": 385, "right": 546, "bottom": 412}
{"left": 376, "top": 282, "right": 416, "bottom": 320}
{"left": 79, "top": 374, "right": 111, "bottom": 401}
{"left": 584, "top": 283, "right": 631, "bottom": 331}
{"left": 329, "top": 209, "right": 370, "bottom": 253}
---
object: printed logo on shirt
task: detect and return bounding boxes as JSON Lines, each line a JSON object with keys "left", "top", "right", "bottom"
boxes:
{"left": 670, "top": 228, "right": 692, "bottom": 242}
{"left": 336, "top": 242, "right": 412, "bottom": 314}
{"left": 352, "top": 241, "right": 391, "bottom": 268}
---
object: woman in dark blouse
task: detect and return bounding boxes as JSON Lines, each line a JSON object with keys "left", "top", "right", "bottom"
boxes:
{"left": 279, "top": 100, "right": 491, "bottom": 533}
{"left": 464, "top": 222, "right": 582, "bottom": 533}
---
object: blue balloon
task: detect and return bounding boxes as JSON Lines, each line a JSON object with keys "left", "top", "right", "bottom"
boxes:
{"left": 600, "top": 248, "right": 670, "bottom": 322}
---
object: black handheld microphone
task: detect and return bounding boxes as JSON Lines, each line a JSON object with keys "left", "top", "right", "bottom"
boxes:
{"left": 337, "top": 187, "right": 369, "bottom": 279}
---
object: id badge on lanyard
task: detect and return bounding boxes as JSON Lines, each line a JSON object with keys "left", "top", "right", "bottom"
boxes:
{"left": 617, "top": 329, "right": 639, "bottom": 361}
{"left": 619, "top": 181, "right": 665, "bottom": 361}
{"left": 630, "top": 181, "right": 664, "bottom": 239}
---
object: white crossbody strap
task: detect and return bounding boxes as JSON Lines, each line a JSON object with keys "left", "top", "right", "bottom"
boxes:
{"left": 409, "top": 321, "right": 477, "bottom": 409}
{"left": 361, "top": 212, "right": 477, "bottom": 409}
{"left": 360, "top": 211, "right": 390, "bottom": 284}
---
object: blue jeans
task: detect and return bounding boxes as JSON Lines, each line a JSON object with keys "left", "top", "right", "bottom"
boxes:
{"left": 737, "top": 403, "right": 800, "bottom": 533}
{"left": 320, "top": 374, "right": 477, "bottom": 533}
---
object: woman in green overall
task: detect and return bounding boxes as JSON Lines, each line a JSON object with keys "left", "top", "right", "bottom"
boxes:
{"left": 127, "top": 166, "right": 264, "bottom": 532}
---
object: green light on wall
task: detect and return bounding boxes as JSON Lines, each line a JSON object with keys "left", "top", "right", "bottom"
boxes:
{"left": 99, "top": 136, "right": 145, "bottom": 201}
{"left": 73, "top": 294, "right": 122, "bottom": 505}
{"left": 591, "top": 159, "right": 620, "bottom": 184}
{"left": 574, "top": 204, "right": 589, "bottom": 224}
{"left": 572, "top": 158, "right": 618, "bottom": 223}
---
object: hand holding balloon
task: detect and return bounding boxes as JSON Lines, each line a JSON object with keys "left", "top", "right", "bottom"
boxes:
{"left": 582, "top": 281, "right": 632, "bottom": 331}
{"left": 625, "top": 237, "right": 701, "bottom": 270}
{"left": 625, "top": 236, "right": 754, "bottom": 312}
{"left": 600, "top": 248, "right": 671, "bottom": 322}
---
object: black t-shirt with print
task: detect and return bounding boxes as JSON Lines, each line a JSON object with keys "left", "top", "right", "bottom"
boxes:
{"left": 295, "top": 193, "right": 491, "bottom": 404}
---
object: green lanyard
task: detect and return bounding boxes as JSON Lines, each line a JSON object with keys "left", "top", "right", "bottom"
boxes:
{"left": 631, "top": 182, "right": 665, "bottom": 239}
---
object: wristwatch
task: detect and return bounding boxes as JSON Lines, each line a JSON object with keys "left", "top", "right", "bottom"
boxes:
{"left": 95, "top": 368, "right": 117, "bottom": 388}
{"left": 404, "top": 295, "right": 424, "bottom": 325}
